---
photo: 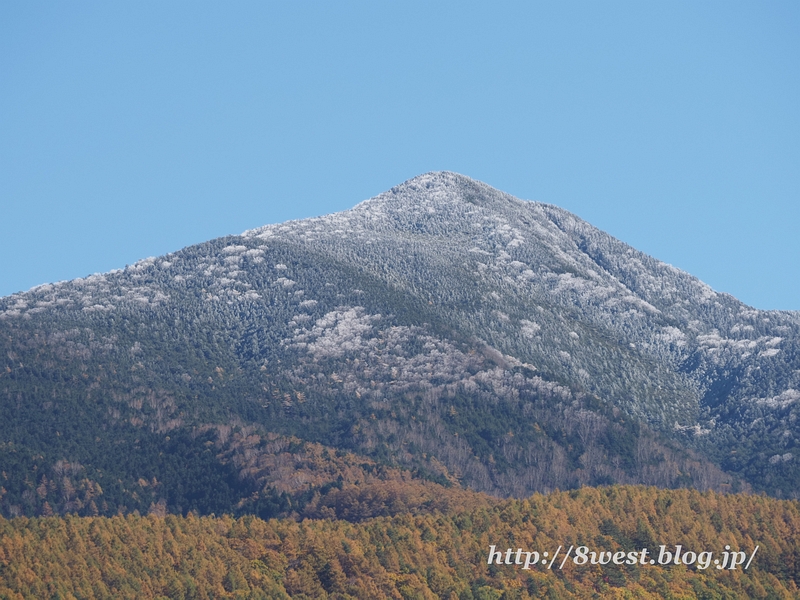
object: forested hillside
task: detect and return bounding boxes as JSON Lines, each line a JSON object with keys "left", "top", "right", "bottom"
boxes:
{"left": 1, "top": 486, "right": 797, "bottom": 599}
{"left": 1, "top": 172, "right": 799, "bottom": 519}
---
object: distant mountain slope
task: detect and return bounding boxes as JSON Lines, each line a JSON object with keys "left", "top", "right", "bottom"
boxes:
{"left": 1, "top": 172, "right": 798, "bottom": 516}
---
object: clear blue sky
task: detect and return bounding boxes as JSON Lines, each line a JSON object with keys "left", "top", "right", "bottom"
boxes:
{"left": 2, "top": 2, "right": 798, "bottom": 309}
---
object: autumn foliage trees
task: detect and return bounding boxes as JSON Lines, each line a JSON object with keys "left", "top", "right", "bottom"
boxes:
{"left": 1, "top": 486, "right": 798, "bottom": 599}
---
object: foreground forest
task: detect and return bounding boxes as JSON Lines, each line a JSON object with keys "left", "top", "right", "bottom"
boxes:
{"left": 1, "top": 486, "right": 798, "bottom": 599}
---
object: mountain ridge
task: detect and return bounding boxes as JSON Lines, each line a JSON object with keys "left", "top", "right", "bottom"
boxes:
{"left": 1, "top": 172, "right": 798, "bottom": 518}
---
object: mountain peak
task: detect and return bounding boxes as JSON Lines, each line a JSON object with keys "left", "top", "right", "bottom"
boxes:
{"left": 351, "top": 171, "right": 521, "bottom": 214}
{"left": 376, "top": 171, "right": 519, "bottom": 205}
{"left": 242, "top": 171, "right": 516, "bottom": 242}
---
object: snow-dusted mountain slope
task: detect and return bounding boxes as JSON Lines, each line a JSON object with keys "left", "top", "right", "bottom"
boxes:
{"left": 1, "top": 172, "right": 798, "bottom": 507}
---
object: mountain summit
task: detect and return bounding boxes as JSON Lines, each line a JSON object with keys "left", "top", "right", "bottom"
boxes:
{"left": 1, "top": 173, "right": 798, "bottom": 517}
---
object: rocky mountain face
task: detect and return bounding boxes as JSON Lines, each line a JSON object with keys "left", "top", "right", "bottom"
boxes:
{"left": 1, "top": 172, "right": 798, "bottom": 517}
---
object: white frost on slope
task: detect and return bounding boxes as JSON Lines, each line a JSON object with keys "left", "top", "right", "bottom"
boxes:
{"left": 290, "top": 307, "right": 381, "bottom": 358}
{"left": 520, "top": 320, "right": 541, "bottom": 338}
{"left": 756, "top": 389, "right": 800, "bottom": 409}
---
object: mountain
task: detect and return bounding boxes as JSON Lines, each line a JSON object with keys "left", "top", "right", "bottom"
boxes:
{"left": 1, "top": 172, "right": 798, "bottom": 518}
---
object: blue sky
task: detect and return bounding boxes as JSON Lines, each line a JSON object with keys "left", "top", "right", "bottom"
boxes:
{"left": 2, "top": 2, "right": 798, "bottom": 309}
